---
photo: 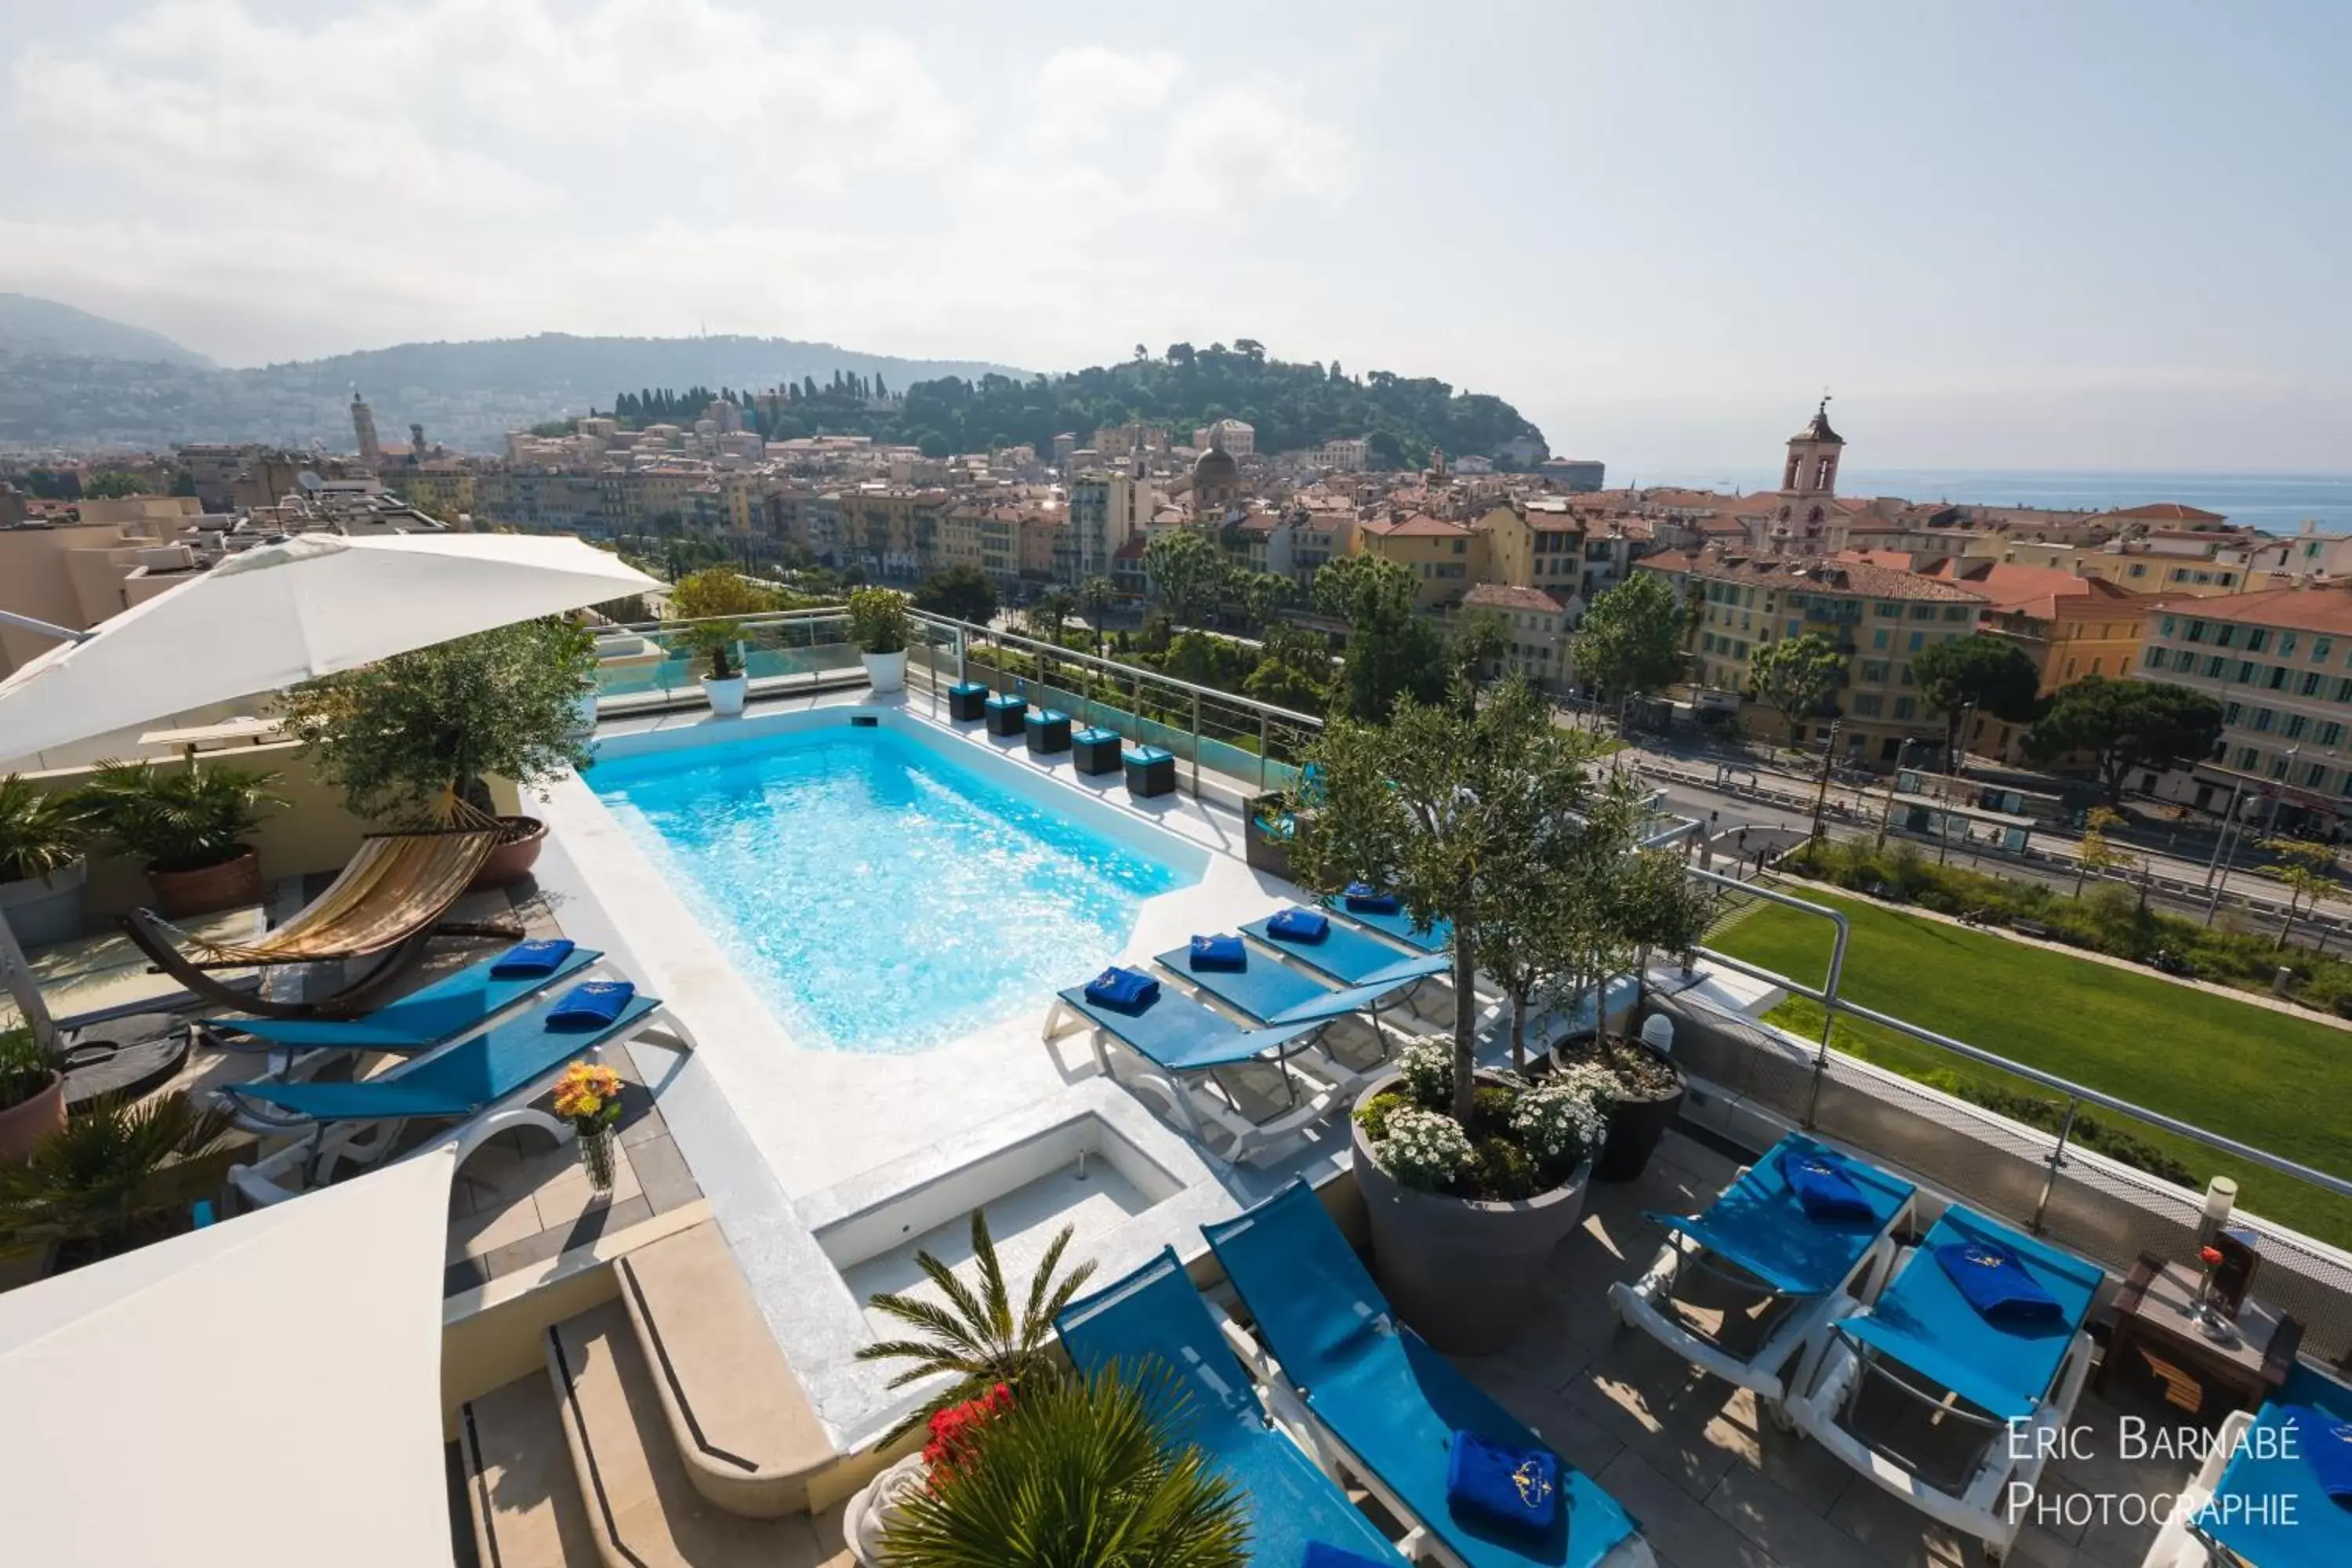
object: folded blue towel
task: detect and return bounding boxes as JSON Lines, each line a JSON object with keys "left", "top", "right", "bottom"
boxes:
{"left": 1933, "top": 1238, "right": 2063, "bottom": 1323}
{"left": 1446, "top": 1430, "right": 1559, "bottom": 1536}
{"left": 1780, "top": 1147, "right": 1875, "bottom": 1222}
{"left": 1083, "top": 966, "right": 1160, "bottom": 1014}
{"left": 546, "top": 979, "right": 637, "bottom": 1032}
{"left": 490, "top": 938, "right": 577, "bottom": 978}
{"left": 1268, "top": 907, "right": 1330, "bottom": 943}
{"left": 1301, "top": 1546, "right": 1392, "bottom": 1568}
{"left": 1189, "top": 934, "right": 1247, "bottom": 971}
{"left": 2284, "top": 1405, "right": 2352, "bottom": 1506}
{"left": 1343, "top": 882, "right": 1401, "bottom": 915}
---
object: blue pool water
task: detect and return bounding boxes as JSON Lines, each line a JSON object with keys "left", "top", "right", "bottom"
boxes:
{"left": 588, "top": 723, "right": 1198, "bottom": 1054}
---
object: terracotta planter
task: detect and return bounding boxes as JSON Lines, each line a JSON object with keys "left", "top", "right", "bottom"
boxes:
{"left": 1351, "top": 1072, "right": 1592, "bottom": 1354}
{"left": 0, "top": 1073, "right": 66, "bottom": 1165}
{"left": 0, "top": 860, "right": 87, "bottom": 946}
{"left": 146, "top": 848, "right": 263, "bottom": 916}
{"left": 469, "top": 816, "right": 546, "bottom": 891}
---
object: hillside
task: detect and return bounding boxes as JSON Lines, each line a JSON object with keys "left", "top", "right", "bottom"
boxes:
{"left": 679, "top": 341, "right": 1546, "bottom": 465}
{"left": 0, "top": 321, "right": 1026, "bottom": 452}
{"left": 0, "top": 294, "right": 214, "bottom": 369}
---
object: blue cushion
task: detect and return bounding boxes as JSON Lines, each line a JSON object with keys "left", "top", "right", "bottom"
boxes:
{"left": 2284, "top": 1404, "right": 2352, "bottom": 1504}
{"left": 1075, "top": 727, "right": 1119, "bottom": 744}
{"left": 1301, "top": 1546, "right": 1392, "bottom": 1568}
{"left": 1127, "top": 746, "right": 1173, "bottom": 765}
{"left": 1343, "top": 882, "right": 1402, "bottom": 915}
{"left": 949, "top": 681, "right": 989, "bottom": 695}
{"left": 985, "top": 693, "right": 1025, "bottom": 710}
{"left": 1779, "top": 1147, "right": 1875, "bottom": 1222}
{"left": 1083, "top": 966, "right": 1160, "bottom": 1014}
{"left": 1446, "top": 1429, "right": 1559, "bottom": 1536}
{"left": 1189, "top": 934, "right": 1247, "bottom": 971}
{"left": 546, "top": 979, "right": 637, "bottom": 1031}
{"left": 1267, "top": 908, "right": 1330, "bottom": 943}
{"left": 489, "top": 938, "right": 577, "bottom": 978}
{"left": 1932, "top": 1238, "right": 2063, "bottom": 1323}
{"left": 1027, "top": 708, "right": 1069, "bottom": 726}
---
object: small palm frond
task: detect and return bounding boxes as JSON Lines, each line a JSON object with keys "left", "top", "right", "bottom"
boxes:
{"left": 967, "top": 1208, "right": 1017, "bottom": 1343}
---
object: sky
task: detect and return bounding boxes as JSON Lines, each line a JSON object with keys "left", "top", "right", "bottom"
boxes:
{"left": 2, "top": 0, "right": 2348, "bottom": 472}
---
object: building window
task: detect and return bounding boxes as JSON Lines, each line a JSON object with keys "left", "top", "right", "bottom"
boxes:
{"left": 2144, "top": 645, "right": 2166, "bottom": 669}
{"left": 1875, "top": 601, "right": 1901, "bottom": 617}
{"left": 2238, "top": 661, "right": 2257, "bottom": 684}
{"left": 1893, "top": 697, "right": 1917, "bottom": 720}
{"left": 2321, "top": 722, "right": 2346, "bottom": 748}
{"left": 2161, "top": 616, "right": 2178, "bottom": 638}
{"left": 2270, "top": 754, "right": 2292, "bottom": 780}
{"left": 2285, "top": 713, "right": 2308, "bottom": 740}
{"left": 2223, "top": 702, "right": 2242, "bottom": 724}
{"left": 2246, "top": 628, "right": 2270, "bottom": 652}
{"left": 2172, "top": 648, "right": 2197, "bottom": 673}
{"left": 1873, "top": 628, "right": 1889, "bottom": 649}
{"left": 2269, "top": 666, "right": 2288, "bottom": 690}
{"left": 2185, "top": 619, "right": 2207, "bottom": 643}
{"left": 1853, "top": 694, "right": 1883, "bottom": 716}
{"left": 2280, "top": 632, "right": 2299, "bottom": 655}
{"left": 2253, "top": 709, "right": 2275, "bottom": 732}
{"left": 2307, "top": 763, "right": 2331, "bottom": 789}
{"left": 2204, "top": 655, "right": 2226, "bottom": 678}
{"left": 2130, "top": 564, "right": 2147, "bottom": 577}
{"left": 2214, "top": 624, "right": 2237, "bottom": 648}
{"left": 1909, "top": 632, "right": 1926, "bottom": 652}
{"left": 1911, "top": 604, "right": 1936, "bottom": 621}
{"left": 2238, "top": 746, "right": 2261, "bottom": 770}
{"left": 2315, "top": 637, "right": 2333, "bottom": 662}
{"left": 2304, "top": 670, "right": 2324, "bottom": 695}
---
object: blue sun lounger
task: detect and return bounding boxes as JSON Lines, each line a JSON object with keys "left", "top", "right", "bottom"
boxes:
{"left": 1153, "top": 942, "right": 1446, "bottom": 1030}
{"left": 1057, "top": 1247, "right": 1409, "bottom": 1565}
{"left": 1609, "top": 1134, "right": 1915, "bottom": 1404}
{"left": 1043, "top": 985, "right": 1336, "bottom": 1163}
{"left": 1205, "top": 1181, "right": 1650, "bottom": 1568}
{"left": 1785, "top": 1203, "right": 2103, "bottom": 1556}
{"left": 1243, "top": 909, "right": 1454, "bottom": 994}
{"left": 2157, "top": 1366, "right": 2352, "bottom": 1568}
{"left": 200, "top": 942, "right": 604, "bottom": 1054}
{"left": 1327, "top": 898, "right": 1453, "bottom": 953}
{"left": 220, "top": 987, "right": 673, "bottom": 1207}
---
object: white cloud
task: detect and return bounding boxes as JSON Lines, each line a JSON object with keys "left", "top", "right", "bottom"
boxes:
{"left": 1156, "top": 85, "right": 1356, "bottom": 216}
{"left": 1027, "top": 46, "right": 1185, "bottom": 152}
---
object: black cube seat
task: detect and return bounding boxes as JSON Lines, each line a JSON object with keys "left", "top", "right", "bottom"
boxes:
{"left": 1024, "top": 708, "right": 1073, "bottom": 753}
{"left": 947, "top": 681, "right": 990, "bottom": 721}
{"left": 984, "top": 693, "right": 1028, "bottom": 736}
{"left": 1073, "top": 727, "right": 1123, "bottom": 775}
{"left": 1124, "top": 745, "right": 1177, "bottom": 797}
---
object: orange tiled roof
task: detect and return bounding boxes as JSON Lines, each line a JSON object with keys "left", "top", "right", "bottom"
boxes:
{"left": 2145, "top": 583, "right": 2352, "bottom": 633}
{"left": 2108, "top": 503, "right": 2227, "bottom": 523}
{"left": 1465, "top": 584, "right": 1566, "bottom": 613}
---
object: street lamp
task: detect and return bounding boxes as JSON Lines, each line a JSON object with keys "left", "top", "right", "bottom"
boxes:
{"left": 1809, "top": 719, "right": 1843, "bottom": 840}
{"left": 1877, "top": 736, "right": 1919, "bottom": 849}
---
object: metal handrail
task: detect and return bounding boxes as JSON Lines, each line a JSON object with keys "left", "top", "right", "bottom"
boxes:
{"left": 1688, "top": 865, "right": 2352, "bottom": 1222}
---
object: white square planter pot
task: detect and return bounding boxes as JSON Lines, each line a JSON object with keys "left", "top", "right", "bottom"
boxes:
{"left": 702, "top": 674, "right": 750, "bottom": 717}
{"left": 862, "top": 650, "right": 908, "bottom": 692}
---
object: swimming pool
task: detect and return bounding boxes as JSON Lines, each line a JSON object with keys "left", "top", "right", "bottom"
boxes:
{"left": 588, "top": 717, "right": 1203, "bottom": 1054}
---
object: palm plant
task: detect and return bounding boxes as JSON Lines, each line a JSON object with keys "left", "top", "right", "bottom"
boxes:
{"left": 856, "top": 1210, "right": 1098, "bottom": 1443}
{"left": 883, "top": 1368, "right": 1247, "bottom": 1568}
{"left": 0, "top": 773, "right": 88, "bottom": 884}
{"left": 76, "top": 760, "right": 284, "bottom": 870}
{"left": 0, "top": 1090, "right": 234, "bottom": 1258}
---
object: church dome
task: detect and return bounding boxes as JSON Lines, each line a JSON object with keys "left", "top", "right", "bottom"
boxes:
{"left": 1192, "top": 438, "right": 1240, "bottom": 492}
{"left": 1791, "top": 398, "right": 1843, "bottom": 445}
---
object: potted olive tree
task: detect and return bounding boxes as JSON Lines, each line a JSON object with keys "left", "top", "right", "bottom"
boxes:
{"left": 1283, "top": 677, "right": 1629, "bottom": 1352}
{"left": 850, "top": 586, "right": 913, "bottom": 692}
{"left": 0, "top": 1028, "right": 65, "bottom": 1167}
{"left": 666, "top": 567, "right": 771, "bottom": 716}
{"left": 78, "top": 759, "right": 285, "bottom": 916}
{"left": 691, "top": 621, "right": 750, "bottom": 717}
{"left": 0, "top": 774, "right": 91, "bottom": 945}
{"left": 280, "top": 618, "right": 597, "bottom": 888}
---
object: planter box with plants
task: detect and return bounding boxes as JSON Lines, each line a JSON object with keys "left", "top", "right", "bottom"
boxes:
{"left": 78, "top": 759, "right": 285, "bottom": 918}
{"left": 0, "top": 1027, "right": 64, "bottom": 1167}
{"left": 279, "top": 616, "right": 600, "bottom": 891}
{"left": 692, "top": 622, "right": 750, "bottom": 717}
{"left": 849, "top": 586, "right": 913, "bottom": 693}
{"left": 0, "top": 774, "right": 91, "bottom": 946}
{"left": 1351, "top": 1042, "right": 1613, "bottom": 1352}
{"left": 1558, "top": 1017, "right": 1688, "bottom": 1183}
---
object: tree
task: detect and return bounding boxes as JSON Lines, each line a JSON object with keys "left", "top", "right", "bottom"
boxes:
{"left": 279, "top": 619, "right": 597, "bottom": 822}
{"left": 667, "top": 566, "right": 775, "bottom": 621}
{"left": 1475, "top": 775, "right": 1646, "bottom": 1070}
{"left": 1446, "top": 608, "right": 1509, "bottom": 706}
{"left": 1749, "top": 633, "right": 1846, "bottom": 746}
{"left": 1242, "top": 622, "right": 1333, "bottom": 713}
{"left": 1239, "top": 571, "right": 1290, "bottom": 635}
{"left": 1311, "top": 554, "right": 1447, "bottom": 720}
{"left": 1573, "top": 574, "right": 1685, "bottom": 706}
{"left": 2260, "top": 837, "right": 2339, "bottom": 949}
{"left": 1144, "top": 530, "right": 1228, "bottom": 627}
{"left": 913, "top": 565, "right": 999, "bottom": 626}
{"left": 1285, "top": 679, "right": 1598, "bottom": 1124}
{"left": 855, "top": 1210, "right": 1097, "bottom": 1444}
{"left": 1912, "top": 633, "right": 2043, "bottom": 771}
{"left": 2024, "top": 677, "right": 2224, "bottom": 805}
{"left": 1079, "top": 576, "right": 1116, "bottom": 656}
{"left": 80, "top": 471, "right": 148, "bottom": 499}
{"left": 2074, "top": 804, "right": 2135, "bottom": 896}
{"left": 1024, "top": 588, "right": 1078, "bottom": 648}
{"left": 882, "top": 1370, "right": 1247, "bottom": 1568}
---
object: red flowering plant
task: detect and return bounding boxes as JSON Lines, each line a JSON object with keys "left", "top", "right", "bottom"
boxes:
{"left": 921, "top": 1383, "right": 1014, "bottom": 1486}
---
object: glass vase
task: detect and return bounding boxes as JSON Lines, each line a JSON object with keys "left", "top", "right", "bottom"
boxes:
{"left": 576, "top": 1122, "right": 617, "bottom": 1194}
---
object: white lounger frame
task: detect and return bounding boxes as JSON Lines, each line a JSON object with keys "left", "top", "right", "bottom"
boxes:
{"left": 1780, "top": 1246, "right": 2098, "bottom": 1563}
{"left": 223, "top": 1004, "right": 695, "bottom": 1209}
{"left": 2136, "top": 1407, "right": 2250, "bottom": 1568}
{"left": 1606, "top": 1161, "right": 1912, "bottom": 1410}
{"left": 1207, "top": 1298, "right": 1656, "bottom": 1568}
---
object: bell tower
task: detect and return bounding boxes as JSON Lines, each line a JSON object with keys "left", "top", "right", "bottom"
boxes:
{"left": 1774, "top": 396, "right": 1842, "bottom": 553}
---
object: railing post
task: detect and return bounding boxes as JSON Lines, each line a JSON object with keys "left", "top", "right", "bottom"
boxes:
{"left": 1191, "top": 691, "right": 1203, "bottom": 797}
{"left": 1258, "top": 710, "right": 1269, "bottom": 792}
{"left": 2032, "top": 1096, "right": 2079, "bottom": 1233}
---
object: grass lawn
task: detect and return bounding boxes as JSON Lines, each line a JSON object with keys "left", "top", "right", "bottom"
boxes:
{"left": 1714, "top": 886, "right": 2352, "bottom": 1249}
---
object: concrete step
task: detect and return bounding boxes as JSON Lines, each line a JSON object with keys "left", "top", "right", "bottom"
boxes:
{"left": 546, "top": 1301, "right": 831, "bottom": 1566}
{"left": 460, "top": 1370, "right": 602, "bottom": 1568}
{"left": 616, "top": 1221, "right": 835, "bottom": 1518}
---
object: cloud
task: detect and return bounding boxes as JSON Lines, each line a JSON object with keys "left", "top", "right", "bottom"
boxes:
{"left": 1156, "top": 85, "right": 1356, "bottom": 216}
{"left": 1027, "top": 46, "right": 1186, "bottom": 153}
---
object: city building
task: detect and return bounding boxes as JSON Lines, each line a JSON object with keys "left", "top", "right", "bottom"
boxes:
{"left": 1069, "top": 470, "right": 1143, "bottom": 581}
{"left": 1472, "top": 499, "right": 1585, "bottom": 603}
{"left": 1310, "top": 437, "right": 1368, "bottom": 472}
{"left": 350, "top": 392, "right": 382, "bottom": 466}
{"left": 1537, "top": 457, "right": 1606, "bottom": 492}
{"left": 1766, "top": 399, "right": 1845, "bottom": 554}
{"left": 1192, "top": 419, "right": 1254, "bottom": 458}
{"left": 1930, "top": 562, "right": 2148, "bottom": 760}
{"left": 1674, "top": 550, "right": 1987, "bottom": 760}
{"left": 2132, "top": 581, "right": 2352, "bottom": 830}
{"left": 1463, "top": 583, "right": 1568, "bottom": 688}
{"left": 1352, "top": 514, "right": 1483, "bottom": 610}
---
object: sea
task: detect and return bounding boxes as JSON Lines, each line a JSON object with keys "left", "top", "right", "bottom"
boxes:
{"left": 1623, "top": 469, "right": 2352, "bottom": 535}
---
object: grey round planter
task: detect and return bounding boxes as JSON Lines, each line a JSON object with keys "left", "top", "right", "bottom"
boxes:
{"left": 1349, "top": 1072, "right": 1592, "bottom": 1355}
{"left": 0, "top": 860, "right": 86, "bottom": 946}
